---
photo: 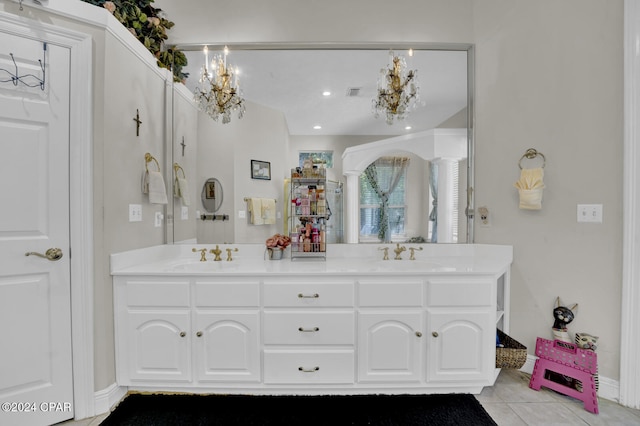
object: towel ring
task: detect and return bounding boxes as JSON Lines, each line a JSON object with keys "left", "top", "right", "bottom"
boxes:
{"left": 144, "top": 153, "right": 160, "bottom": 172}
{"left": 173, "top": 163, "right": 185, "bottom": 178}
{"left": 518, "top": 148, "right": 546, "bottom": 169}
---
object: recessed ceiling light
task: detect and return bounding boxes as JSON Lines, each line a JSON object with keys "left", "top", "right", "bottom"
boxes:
{"left": 313, "top": 125, "right": 322, "bottom": 130}
{"left": 322, "top": 91, "right": 331, "bottom": 96}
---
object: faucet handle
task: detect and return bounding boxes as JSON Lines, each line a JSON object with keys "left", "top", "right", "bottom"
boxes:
{"left": 378, "top": 247, "right": 389, "bottom": 260}
{"left": 226, "top": 247, "right": 238, "bottom": 261}
{"left": 409, "top": 246, "right": 423, "bottom": 260}
{"left": 192, "top": 247, "right": 207, "bottom": 262}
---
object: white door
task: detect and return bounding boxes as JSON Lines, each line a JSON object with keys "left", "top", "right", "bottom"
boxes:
{"left": 0, "top": 32, "right": 74, "bottom": 426}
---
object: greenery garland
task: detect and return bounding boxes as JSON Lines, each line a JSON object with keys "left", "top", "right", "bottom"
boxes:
{"left": 81, "top": 0, "right": 188, "bottom": 83}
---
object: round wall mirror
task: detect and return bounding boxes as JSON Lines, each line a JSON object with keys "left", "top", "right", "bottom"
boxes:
{"left": 201, "top": 178, "right": 223, "bottom": 213}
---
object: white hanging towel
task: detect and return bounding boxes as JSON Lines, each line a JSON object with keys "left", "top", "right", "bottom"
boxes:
{"left": 514, "top": 168, "right": 545, "bottom": 210}
{"left": 262, "top": 198, "right": 276, "bottom": 224}
{"left": 248, "top": 198, "right": 264, "bottom": 225}
{"left": 147, "top": 171, "right": 168, "bottom": 205}
{"left": 175, "top": 177, "right": 190, "bottom": 206}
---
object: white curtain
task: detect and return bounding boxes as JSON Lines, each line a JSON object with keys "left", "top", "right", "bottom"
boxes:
{"left": 363, "top": 156, "right": 410, "bottom": 242}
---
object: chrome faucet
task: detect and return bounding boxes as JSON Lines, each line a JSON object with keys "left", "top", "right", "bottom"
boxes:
{"left": 192, "top": 247, "right": 207, "bottom": 262}
{"left": 409, "top": 246, "right": 423, "bottom": 260}
{"left": 210, "top": 245, "right": 223, "bottom": 261}
{"left": 378, "top": 247, "right": 389, "bottom": 260}
{"left": 393, "top": 243, "right": 406, "bottom": 260}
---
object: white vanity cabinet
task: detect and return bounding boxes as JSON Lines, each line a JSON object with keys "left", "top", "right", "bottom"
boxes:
{"left": 425, "top": 278, "right": 496, "bottom": 383}
{"left": 357, "top": 280, "right": 424, "bottom": 383}
{"left": 262, "top": 279, "right": 356, "bottom": 385}
{"left": 113, "top": 276, "right": 261, "bottom": 386}
{"left": 111, "top": 243, "right": 512, "bottom": 394}
{"left": 114, "top": 278, "right": 192, "bottom": 384}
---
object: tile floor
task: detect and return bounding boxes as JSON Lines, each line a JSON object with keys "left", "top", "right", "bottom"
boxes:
{"left": 60, "top": 369, "right": 640, "bottom": 425}
{"left": 477, "top": 369, "right": 640, "bottom": 425}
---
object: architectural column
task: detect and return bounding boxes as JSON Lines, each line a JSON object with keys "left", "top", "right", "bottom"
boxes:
{"left": 432, "top": 158, "right": 458, "bottom": 243}
{"left": 344, "top": 171, "right": 360, "bottom": 243}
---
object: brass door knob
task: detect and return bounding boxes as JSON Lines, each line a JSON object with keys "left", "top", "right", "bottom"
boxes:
{"left": 196, "top": 331, "right": 203, "bottom": 337}
{"left": 432, "top": 332, "right": 439, "bottom": 338}
{"left": 179, "top": 331, "right": 186, "bottom": 337}
{"left": 25, "top": 248, "right": 63, "bottom": 261}
{"left": 415, "top": 331, "right": 423, "bottom": 337}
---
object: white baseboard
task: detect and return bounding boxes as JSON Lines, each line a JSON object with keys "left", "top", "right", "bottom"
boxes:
{"left": 519, "top": 354, "right": 619, "bottom": 403}
{"left": 94, "top": 383, "right": 127, "bottom": 416}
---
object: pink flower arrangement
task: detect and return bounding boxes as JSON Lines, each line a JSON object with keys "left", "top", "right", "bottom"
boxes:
{"left": 266, "top": 234, "right": 291, "bottom": 249}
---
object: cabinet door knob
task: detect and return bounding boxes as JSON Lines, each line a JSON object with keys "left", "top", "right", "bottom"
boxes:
{"left": 196, "top": 331, "right": 203, "bottom": 337}
{"left": 298, "top": 293, "right": 319, "bottom": 298}
{"left": 432, "top": 331, "right": 439, "bottom": 338}
{"left": 415, "top": 331, "right": 423, "bottom": 337}
{"left": 298, "top": 327, "right": 320, "bottom": 332}
{"left": 179, "top": 331, "right": 186, "bottom": 337}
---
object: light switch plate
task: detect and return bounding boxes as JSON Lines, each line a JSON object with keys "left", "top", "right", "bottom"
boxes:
{"left": 181, "top": 206, "right": 189, "bottom": 220}
{"left": 154, "top": 211, "right": 163, "bottom": 227}
{"left": 129, "top": 204, "right": 142, "bottom": 222}
{"left": 577, "top": 204, "right": 603, "bottom": 223}
{"left": 238, "top": 210, "right": 246, "bottom": 219}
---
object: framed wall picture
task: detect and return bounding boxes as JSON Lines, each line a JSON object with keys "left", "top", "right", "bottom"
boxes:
{"left": 251, "top": 160, "right": 271, "bottom": 180}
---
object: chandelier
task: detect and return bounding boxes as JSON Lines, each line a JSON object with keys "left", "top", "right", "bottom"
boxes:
{"left": 194, "top": 46, "right": 245, "bottom": 124}
{"left": 372, "top": 50, "right": 420, "bottom": 125}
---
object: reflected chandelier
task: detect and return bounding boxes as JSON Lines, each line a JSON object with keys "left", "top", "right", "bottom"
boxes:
{"left": 194, "top": 46, "right": 245, "bottom": 124}
{"left": 372, "top": 50, "right": 419, "bottom": 125}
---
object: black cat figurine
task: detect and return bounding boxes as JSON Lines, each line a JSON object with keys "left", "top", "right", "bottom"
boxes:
{"left": 552, "top": 297, "right": 578, "bottom": 330}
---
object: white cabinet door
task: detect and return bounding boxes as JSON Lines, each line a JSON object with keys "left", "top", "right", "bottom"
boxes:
{"left": 427, "top": 310, "right": 493, "bottom": 382}
{"left": 194, "top": 311, "right": 260, "bottom": 382}
{"left": 358, "top": 312, "right": 424, "bottom": 382}
{"left": 126, "top": 311, "right": 191, "bottom": 383}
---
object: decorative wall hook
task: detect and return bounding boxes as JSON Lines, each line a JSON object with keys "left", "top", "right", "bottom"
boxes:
{"left": 0, "top": 42, "right": 46, "bottom": 91}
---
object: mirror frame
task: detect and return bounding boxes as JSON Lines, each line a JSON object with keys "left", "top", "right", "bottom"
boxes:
{"left": 168, "top": 42, "right": 475, "bottom": 244}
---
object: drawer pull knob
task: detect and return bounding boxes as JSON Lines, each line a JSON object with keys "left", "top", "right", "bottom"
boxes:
{"left": 298, "top": 327, "right": 320, "bottom": 332}
{"left": 298, "top": 293, "right": 319, "bottom": 298}
{"left": 179, "top": 331, "right": 186, "bottom": 337}
{"left": 432, "top": 332, "right": 439, "bottom": 338}
{"left": 415, "top": 331, "right": 423, "bottom": 337}
{"left": 196, "top": 331, "right": 203, "bottom": 337}
{"left": 298, "top": 366, "right": 320, "bottom": 373}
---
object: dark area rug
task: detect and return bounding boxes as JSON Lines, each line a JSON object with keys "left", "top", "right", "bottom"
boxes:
{"left": 100, "top": 393, "right": 497, "bottom": 426}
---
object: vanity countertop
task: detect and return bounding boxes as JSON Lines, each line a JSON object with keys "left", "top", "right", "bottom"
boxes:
{"left": 110, "top": 243, "right": 513, "bottom": 277}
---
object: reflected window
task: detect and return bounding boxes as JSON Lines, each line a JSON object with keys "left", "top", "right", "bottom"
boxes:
{"left": 359, "top": 158, "right": 408, "bottom": 242}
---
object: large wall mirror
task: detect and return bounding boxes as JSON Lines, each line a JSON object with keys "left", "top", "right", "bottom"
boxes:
{"left": 167, "top": 43, "right": 474, "bottom": 245}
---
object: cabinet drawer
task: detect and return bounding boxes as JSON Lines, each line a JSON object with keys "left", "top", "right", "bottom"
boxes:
{"left": 263, "top": 349, "right": 354, "bottom": 384}
{"left": 263, "top": 282, "right": 354, "bottom": 307}
{"left": 195, "top": 281, "right": 260, "bottom": 307}
{"left": 125, "top": 280, "right": 189, "bottom": 307}
{"left": 427, "top": 279, "right": 493, "bottom": 307}
{"left": 263, "top": 311, "right": 354, "bottom": 345}
{"left": 358, "top": 281, "right": 423, "bottom": 307}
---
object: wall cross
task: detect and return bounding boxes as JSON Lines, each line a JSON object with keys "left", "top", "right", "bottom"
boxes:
{"left": 133, "top": 109, "right": 142, "bottom": 136}
{"left": 180, "top": 137, "right": 187, "bottom": 156}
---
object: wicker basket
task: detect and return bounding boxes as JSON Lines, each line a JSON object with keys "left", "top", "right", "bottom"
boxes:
{"left": 496, "top": 329, "right": 527, "bottom": 369}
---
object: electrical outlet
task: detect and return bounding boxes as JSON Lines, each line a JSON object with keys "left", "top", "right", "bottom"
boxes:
{"left": 238, "top": 210, "right": 246, "bottom": 219}
{"left": 181, "top": 206, "right": 189, "bottom": 220}
{"left": 154, "top": 211, "right": 163, "bottom": 227}
{"left": 129, "top": 204, "right": 142, "bottom": 222}
{"left": 478, "top": 206, "right": 490, "bottom": 227}
{"left": 577, "top": 204, "right": 603, "bottom": 223}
